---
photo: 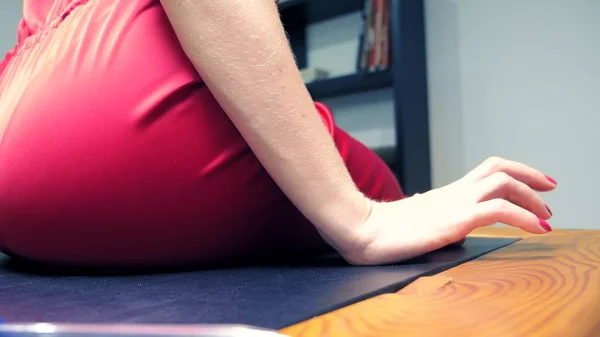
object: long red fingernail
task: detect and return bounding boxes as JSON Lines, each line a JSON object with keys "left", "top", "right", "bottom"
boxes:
{"left": 539, "top": 218, "right": 552, "bottom": 232}
{"left": 545, "top": 175, "right": 557, "bottom": 185}
{"left": 545, "top": 204, "right": 553, "bottom": 216}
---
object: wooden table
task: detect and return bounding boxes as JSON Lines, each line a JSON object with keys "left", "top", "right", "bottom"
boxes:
{"left": 279, "top": 227, "right": 600, "bottom": 337}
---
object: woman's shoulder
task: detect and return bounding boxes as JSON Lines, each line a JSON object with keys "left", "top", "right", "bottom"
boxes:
{"left": 0, "top": 16, "right": 32, "bottom": 77}
{"left": 1, "top": 0, "right": 204, "bottom": 129}
{"left": 2, "top": 0, "right": 200, "bottom": 81}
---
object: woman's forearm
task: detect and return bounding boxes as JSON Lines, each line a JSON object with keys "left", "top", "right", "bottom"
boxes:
{"left": 159, "top": 0, "right": 370, "bottom": 245}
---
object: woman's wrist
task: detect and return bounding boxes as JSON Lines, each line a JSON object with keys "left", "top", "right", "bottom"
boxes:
{"left": 311, "top": 189, "right": 374, "bottom": 255}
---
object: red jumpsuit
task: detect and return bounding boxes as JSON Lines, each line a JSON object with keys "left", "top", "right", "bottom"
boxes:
{"left": 0, "top": 0, "right": 404, "bottom": 267}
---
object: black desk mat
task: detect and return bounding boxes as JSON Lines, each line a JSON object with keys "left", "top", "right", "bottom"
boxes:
{"left": 0, "top": 237, "right": 517, "bottom": 330}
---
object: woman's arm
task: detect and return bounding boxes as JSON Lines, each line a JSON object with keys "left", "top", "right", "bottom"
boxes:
{"left": 159, "top": 0, "right": 370, "bottom": 249}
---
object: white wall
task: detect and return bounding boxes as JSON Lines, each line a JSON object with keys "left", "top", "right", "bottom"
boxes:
{"left": 1, "top": 1, "right": 599, "bottom": 229}
{"left": 0, "top": 1, "right": 21, "bottom": 53}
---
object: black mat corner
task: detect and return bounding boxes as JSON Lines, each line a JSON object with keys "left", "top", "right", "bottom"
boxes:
{"left": 0, "top": 236, "right": 518, "bottom": 330}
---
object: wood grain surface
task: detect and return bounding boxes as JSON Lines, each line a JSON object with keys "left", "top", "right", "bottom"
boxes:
{"left": 280, "top": 228, "right": 600, "bottom": 337}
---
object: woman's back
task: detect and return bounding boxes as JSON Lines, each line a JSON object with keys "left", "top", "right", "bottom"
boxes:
{"left": 0, "top": 0, "right": 404, "bottom": 267}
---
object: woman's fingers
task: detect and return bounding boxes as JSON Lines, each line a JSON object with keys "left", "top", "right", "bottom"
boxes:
{"left": 464, "top": 156, "right": 557, "bottom": 192}
{"left": 472, "top": 198, "right": 552, "bottom": 234}
{"left": 473, "top": 172, "right": 552, "bottom": 220}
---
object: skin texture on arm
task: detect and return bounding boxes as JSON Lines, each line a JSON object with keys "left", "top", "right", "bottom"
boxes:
{"left": 159, "top": 0, "right": 371, "bottom": 251}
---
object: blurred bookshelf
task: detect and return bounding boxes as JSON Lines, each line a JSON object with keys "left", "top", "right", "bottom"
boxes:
{"left": 304, "top": 71, "right": 393, "bottom": 100}
{"left": 279, "top": 0, "right": 432, "bottom": 195}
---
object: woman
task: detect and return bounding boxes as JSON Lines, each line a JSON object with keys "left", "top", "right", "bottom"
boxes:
{"left": 0, "top": 0, "right": 555, "bottom": 267}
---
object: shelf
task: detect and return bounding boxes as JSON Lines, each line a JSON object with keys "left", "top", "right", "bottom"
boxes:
{"left": 372, "top": 145, "right": 396, "bottom": 167}
{"left": 305, "top": 71, "right": 393, "bottom": 100}
{"left": 279, "top": 0, "right": 364, "bottom": 28}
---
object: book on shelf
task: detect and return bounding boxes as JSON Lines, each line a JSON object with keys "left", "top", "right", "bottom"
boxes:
{"left": 357, "top": 0, "right": 390, "bottom": 73}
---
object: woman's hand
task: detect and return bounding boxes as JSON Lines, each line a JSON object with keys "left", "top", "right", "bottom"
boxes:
{"left": 339, "top": 157, "right": 557, "bottom": 265}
